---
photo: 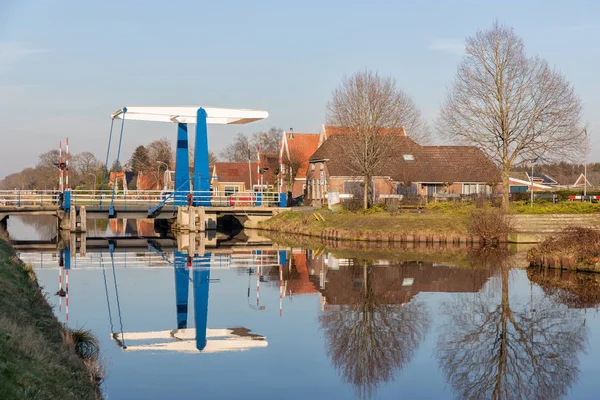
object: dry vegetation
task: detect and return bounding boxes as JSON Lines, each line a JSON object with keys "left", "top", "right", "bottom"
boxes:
{"left": 528, "top": 227, "right": 600, "bottom": 271}
{"left": 0, "top": 239, "right": 102, "bottom": 399}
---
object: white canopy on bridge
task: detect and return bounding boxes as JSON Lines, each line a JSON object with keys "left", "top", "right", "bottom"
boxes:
{"left": 111, "top": 106, "right": 268, "bottom": 125}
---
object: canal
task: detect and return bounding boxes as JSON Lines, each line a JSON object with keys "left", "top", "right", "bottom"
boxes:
{"left": 6, "top": 216, "right": 600, "bottom": 399}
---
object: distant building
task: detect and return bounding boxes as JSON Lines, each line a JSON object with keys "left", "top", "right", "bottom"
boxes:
{"left": 211, "top": 155, "right": 277, "bottom": 196}
{"left": 279, "top": 131, "right": 321, "bottom": 199}
{"left": 306, "top": 129, "right": 501, "bottom": 204}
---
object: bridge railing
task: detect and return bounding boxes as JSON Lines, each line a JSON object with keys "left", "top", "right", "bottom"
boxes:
{"left": 0, "top": 190, "right": 59, "bottom": 207}
{"left": 0, "top": 189, "right": 283, "bottom": 209}
{"left": 70, "top": 190, "right": 166, "bottom": 207}
{"left": 20, "top": 251, "right": 282, "bottom": 270}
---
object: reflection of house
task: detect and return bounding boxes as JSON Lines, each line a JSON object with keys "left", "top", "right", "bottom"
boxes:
{"left": 306, "top": 129, "right": 501, "bottom": 203}
{"left": 279, "top": 131, "right": 320, "bottom": 198}
{"left": 306, "top": 254, "right": 495, "bottom": 309}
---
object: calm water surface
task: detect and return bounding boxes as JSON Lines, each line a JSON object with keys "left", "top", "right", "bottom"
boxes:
{"left": 7, "top": 216, "right": 600, "bottom": 400}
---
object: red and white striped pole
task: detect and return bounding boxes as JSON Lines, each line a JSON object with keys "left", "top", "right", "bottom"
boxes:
{"left": 59, "top": 141, "right": 63, "bottom": 192}
{"left": 65, "top": 137, "right": 69, "bottom": 191}
{"left": 279, "top": 264, "right": 283, "bottom": 317}
{"left": 256, "top": 265, "right": 260, "bottom": 307}
{"left": 58, "top": 266, "right": 63, "bottom": 312}
{"left": 65, "top": 291, "right": 69, "bottom": 322}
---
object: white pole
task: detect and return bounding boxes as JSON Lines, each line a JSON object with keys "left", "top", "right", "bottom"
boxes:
{"left": 530, "top": 161, "right": 534, "bottom": 207}
{"left": 584, "top": 128, "right": 588, "bottom": 199}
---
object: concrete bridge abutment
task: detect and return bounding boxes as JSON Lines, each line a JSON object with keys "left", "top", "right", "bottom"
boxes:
{"left": 57, "top": 206, "right": 87, "bottom": 233}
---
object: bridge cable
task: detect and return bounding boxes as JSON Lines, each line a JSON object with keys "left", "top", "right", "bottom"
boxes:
{"left": 99, "top": 118, "right": 115, "bottom": 209}
{"left": 110, "top": 112, "right": 127, "bottom": 214}
{"left": 100, "top": 251, "right": 115, "bottom": 337}
{"left": 110, "top": 249, "right": 127, "bottom": 349}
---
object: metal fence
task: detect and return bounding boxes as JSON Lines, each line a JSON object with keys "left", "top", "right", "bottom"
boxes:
{"left": 0, "top": 189, "right": 282, "bottom": 208}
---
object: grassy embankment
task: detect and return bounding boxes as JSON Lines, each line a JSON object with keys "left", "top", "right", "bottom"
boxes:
{"left": 260, "top": 200, "right": 600, "bottom": 241}
{"left": 0, "top": 239, "right": 101, "bottom": 400}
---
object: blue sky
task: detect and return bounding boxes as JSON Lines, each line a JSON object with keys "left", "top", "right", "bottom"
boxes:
{"left": 1, "top": 0, "right": 598, "bottom": 178}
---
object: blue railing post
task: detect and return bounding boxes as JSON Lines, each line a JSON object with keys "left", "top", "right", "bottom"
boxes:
{"left": 62, "top": 191, "right": 71, "bottom": 211}
{"left": 17, "top": 191, "right": 21, "bottom": 207}
{"left": 279, "top": 192, "right": 287, "bottom": 207}
{"left": 256, "top": 192, "right": 263, "bottom": 206}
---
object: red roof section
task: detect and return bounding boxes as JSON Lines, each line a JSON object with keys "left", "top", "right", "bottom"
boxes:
{"left": 213, "top": 162, "right": 257, "bottom": 188}
{"left": 213, "top": 161, "right": 276, "bottom": 187}
{"left": 286, "top": 133, "right": 320, "bottom": 179}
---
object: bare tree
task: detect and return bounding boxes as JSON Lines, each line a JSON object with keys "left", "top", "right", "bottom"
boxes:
{"left": 147, "top": 138, "right": 174, "bottom": 188}
{"left": 327, "top": 70, "right": 428, "bottom": 209}
{"left": 220, "top": 133, "right": 253, "bottom": 162}
{"left": 283, "top": 146, "right": 304, "bottom": 192}
{"left": 252, "top": 127, "right": 283, "bottom": 154}
{"left": 438, "top": 22, "right": 584, "bottom": 210}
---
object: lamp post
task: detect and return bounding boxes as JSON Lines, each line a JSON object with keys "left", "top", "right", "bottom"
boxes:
{"left": 530, "top": 157, "right": 540, "bottom": 208}
{"left": 156, "top": 161, "right": 169, "bottom": 190}
{"left": 583, "top": 128, "right": 589, "bottom": 200}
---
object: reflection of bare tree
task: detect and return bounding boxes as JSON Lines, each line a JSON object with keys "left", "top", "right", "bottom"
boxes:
{"left": 437, "top": 261, "right": 587, "bottom": 400}
{"left": 320, "top": 263, "right": 430, "bottom": 399}
{"left": 12, "top": 215, "right": 57, "bottom": 239}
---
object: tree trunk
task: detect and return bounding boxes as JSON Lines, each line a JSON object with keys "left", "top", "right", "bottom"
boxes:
{"left": 363, "top": 178, "right": 369, "bottom": 210}
{"left": 501, "top": 170, "right": 510, "bottom": 212}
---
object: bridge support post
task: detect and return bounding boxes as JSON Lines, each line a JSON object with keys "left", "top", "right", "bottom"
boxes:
{"left": 193, "top": 108, "right": 211, "bottom": 206}
{"left": 80, "top": 206, "right": 87, "bottom": 233}
{"left": 80, "top": 233, "right": 87, "bottom": 258}
{"left": 69, "top": 206, "right": 77, "bottom": 232}
{"left": 193, "top": 253, "right": 211, "bottom": 351}
{"left": 174, "top": 251, "right": 190, "bottom": 329}
{"left": 174, "top": 123, "right": 191, "bottom": 206}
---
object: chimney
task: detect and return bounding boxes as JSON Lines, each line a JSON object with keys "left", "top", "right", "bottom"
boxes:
{"left": 399, "top": 126, "right": 406, "bottom": 137}
{"left": 289, "top": 128, "right": 294, "bottom": 140}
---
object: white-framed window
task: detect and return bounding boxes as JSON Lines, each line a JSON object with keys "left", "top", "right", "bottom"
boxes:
{"left": 311, "top": 163, "right": 315, "bottom": 171}
{"left": 224, "top": 185, "right": 240, "bottom": 196}
{"left": 462, "top": 183, "right": 492, "bottom": 195}
{"left": 403, "top": 154, "right": 415, "bottom": 161}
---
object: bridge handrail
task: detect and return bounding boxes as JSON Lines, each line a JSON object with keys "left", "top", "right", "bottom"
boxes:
{"left": 0, "top": 189, "right": 282, "bottom": 208}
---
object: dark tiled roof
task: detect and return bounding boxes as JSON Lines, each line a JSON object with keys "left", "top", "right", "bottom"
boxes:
{"left": 311, "top": 136, "right": 500, "bottom": 183}
{"left": 323, "top": 125, "right": 407, "bottom": 137}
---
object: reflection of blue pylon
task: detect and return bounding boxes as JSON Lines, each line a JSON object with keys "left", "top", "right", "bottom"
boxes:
{"left": 193, "top": 253, "right": 211, "bottom": 351}
{"left": 174, "top": 252, "right": 190, "bottom": 329}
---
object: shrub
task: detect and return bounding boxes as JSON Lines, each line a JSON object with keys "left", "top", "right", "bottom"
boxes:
{"left": 468, "top": 207, "right": 513, "bottom": 243}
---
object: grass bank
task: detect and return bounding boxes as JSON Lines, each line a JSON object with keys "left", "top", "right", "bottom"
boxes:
{"left": 260, "top": 201, "right": 600, "bottom": 243}
{"left": 260, "top": 208, "right": 472, "bottom": 241}
{"left": 0, "top": 239, "right": 101, "bottom": 399}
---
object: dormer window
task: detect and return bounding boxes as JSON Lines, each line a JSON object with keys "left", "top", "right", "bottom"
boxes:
{"left": 403, "top": 154, "right": 415, "bottom": 161}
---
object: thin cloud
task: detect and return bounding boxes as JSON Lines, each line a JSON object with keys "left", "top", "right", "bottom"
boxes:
{"left": 429, "top": 39, "right": 465, "bottom": 56}
{"left": 562, "top": 23, "right": 599, "bottom": 33}
{"left": 0, "top": 42, "right": 50, "bottom": 72}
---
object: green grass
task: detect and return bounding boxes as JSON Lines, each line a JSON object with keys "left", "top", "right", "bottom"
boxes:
{"left": 0, "top": 239, "right": 100, "bottom": 400}
{"left": 510, "top": 200, "right": 600, "bottom": 214}
{"left": 263, "top": 207, "right": 471, "bottom": 236}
